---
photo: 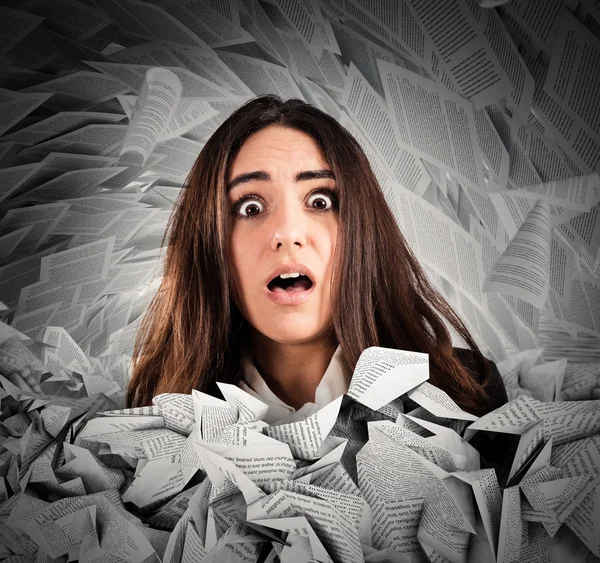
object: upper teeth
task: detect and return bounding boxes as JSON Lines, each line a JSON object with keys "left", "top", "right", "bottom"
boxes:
{"left": 279, "top": 272, "right": 302, "bottom": 279}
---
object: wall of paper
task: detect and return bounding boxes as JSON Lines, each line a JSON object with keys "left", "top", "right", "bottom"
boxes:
{"left": 0, "top": 0, "right": 599, "bottom": 407}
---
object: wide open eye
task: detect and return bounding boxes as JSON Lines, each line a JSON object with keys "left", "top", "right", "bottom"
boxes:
{"left": 307, "top": 190, "right": 337, "bottom": 210}
{"left": 231, "top": 193, "right": 264, "bottom": 219}
{"left": 237, "top": 198, "right": 264, "bottom": 217}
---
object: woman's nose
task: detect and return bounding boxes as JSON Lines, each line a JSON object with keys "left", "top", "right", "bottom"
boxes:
{"left": 270, "top": 198, "right": 308, "bottom": 250}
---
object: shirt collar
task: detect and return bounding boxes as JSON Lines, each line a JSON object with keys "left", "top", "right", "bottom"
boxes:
{"left": 238, "top": 344, "right": 352, "bottom": 424}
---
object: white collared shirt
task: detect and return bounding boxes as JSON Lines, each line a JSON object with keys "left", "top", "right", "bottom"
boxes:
{"left": 238, "top": 345, "right": 352, "bottom": 424}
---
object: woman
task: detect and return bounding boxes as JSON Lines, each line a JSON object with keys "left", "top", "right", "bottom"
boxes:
{"left": 125, "top": 95, "right": 507, "bottom": 421}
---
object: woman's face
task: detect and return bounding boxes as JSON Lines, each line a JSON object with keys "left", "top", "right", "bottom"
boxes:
{"left": 226, "top": 125, "right": 339, "bottom": 346}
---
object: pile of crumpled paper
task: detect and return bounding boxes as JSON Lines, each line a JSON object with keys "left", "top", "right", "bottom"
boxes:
{"left": 0, "top": 332, "right": 598, "bottom": 563}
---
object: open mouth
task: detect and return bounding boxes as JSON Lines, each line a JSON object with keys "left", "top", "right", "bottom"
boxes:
{"left": 267, "top": 274, "right": 314, "bottom": 293}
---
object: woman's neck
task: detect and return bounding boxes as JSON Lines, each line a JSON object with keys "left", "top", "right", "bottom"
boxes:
{"left": 247, "top": 329, "right": 338, "bottom": 410}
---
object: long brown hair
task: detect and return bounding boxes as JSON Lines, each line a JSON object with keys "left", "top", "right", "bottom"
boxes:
{"left": 126, "top": 95, "right": 493, "bottom": 415}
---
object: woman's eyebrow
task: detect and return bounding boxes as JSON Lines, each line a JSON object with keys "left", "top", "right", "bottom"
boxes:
{"left": 226, "top": 169, "right": 335, "bottom": 193}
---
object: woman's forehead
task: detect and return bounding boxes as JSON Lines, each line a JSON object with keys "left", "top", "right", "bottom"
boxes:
{"left": 228, "top": 126, "right": 332, "bottom": 181}
{"left": 240, "top": 126, "right": 324, "bottom": 156}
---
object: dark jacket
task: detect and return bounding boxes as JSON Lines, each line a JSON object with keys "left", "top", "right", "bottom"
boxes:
{"left": 453, "top": 347, "right": 516, "bottom": 486}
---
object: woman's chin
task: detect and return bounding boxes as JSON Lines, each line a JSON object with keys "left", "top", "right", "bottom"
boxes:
{"left": 260, "top": 325, "right": 329, "bottom": 346}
